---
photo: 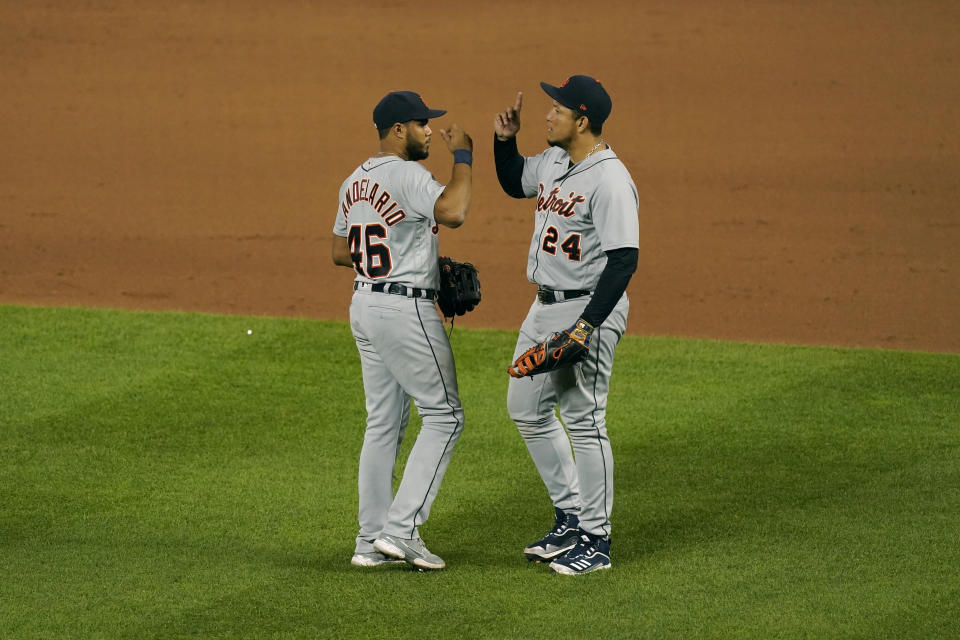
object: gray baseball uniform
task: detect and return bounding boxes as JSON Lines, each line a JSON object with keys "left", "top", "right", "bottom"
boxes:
{"left": 507, "top": 145, "right": 639, "bottom": 538}
{"left": 333, "top": 156, "right": 464, "bottom": 554}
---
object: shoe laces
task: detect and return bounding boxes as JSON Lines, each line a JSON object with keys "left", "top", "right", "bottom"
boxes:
{"left": 550, "top": 509, "right": 577, "bottom": 534}
{"left": 571, "top": 533, "right": 608, "bottom": 557}
{"left": 574, "top": 534, "right": 594, "bottom": 553}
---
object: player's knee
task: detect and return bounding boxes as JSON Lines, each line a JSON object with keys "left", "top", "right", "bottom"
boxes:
{"left": 565, "top": 419, "right": 610, "bottom": 444}
{"left": 418, "top": 404, "right": 464, "bottom": 427}
{"left": 507, "top": 380, "right": 559, "bottom": 435}
{"left": 507, "top": 396, "right": 535, "bottom": 427}
{"left": 559, "top": 403, "right": 607, "bottom": 428}
{"left": 514, "top": 420, "right": 563, "bottom": 440}
{"left": 506, "top": 382, "right": 537, "bottom": 418}
{"left": 509, "top": 406, "right": 559, "bottom": 438}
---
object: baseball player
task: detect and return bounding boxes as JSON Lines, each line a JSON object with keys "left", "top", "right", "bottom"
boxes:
{"left": 493, "top": 76, "right": 639, "bottom": 575}
{"left": 332, "top": 90, "right": 473, "bottom": 571}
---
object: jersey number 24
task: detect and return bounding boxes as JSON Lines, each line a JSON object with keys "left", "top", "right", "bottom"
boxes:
{"left": 348, "top": 223, "right": 392, "bottom": 277}
{"left": 542, "top": 226, "right": 582, "bottom": 261}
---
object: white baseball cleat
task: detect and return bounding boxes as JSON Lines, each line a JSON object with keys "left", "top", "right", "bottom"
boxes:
{"left": 350, "top": 551, "right": 404, "bottom": 567}
{"left": 374, "top": 533, "right": 446, "bottom": 570}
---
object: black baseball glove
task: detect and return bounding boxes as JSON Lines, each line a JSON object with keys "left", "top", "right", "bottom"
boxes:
{"left": 508, "top": 318, "right": 594, "bottom": 378}
{"left": 436, "top": 256, "right": 482, "bottom": 318}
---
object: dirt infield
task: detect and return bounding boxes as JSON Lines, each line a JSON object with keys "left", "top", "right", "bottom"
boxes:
{"left": 2, "top": 2, "right": 958, "bottom": 353}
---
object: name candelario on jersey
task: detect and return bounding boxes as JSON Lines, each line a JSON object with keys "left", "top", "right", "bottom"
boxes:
{"left": 537, "top": 183, "right": 585, "bottom": 218}
{"left": 341, "top": 178, "right": 406, "bottom": 226}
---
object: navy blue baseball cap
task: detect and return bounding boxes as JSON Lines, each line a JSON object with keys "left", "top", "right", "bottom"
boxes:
{"left": 540, "top": 75, "right": 612, "bottom": 124}
{"left": 373, "top": 91, "right": 446, "bottom": 129}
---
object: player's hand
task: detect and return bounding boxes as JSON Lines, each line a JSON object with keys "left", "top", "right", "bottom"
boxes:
{"left": 439, "top": 124, "right": 473, "bottom": 152}
{"left": 495, "top": 92, "right": 523, "bottom": 141}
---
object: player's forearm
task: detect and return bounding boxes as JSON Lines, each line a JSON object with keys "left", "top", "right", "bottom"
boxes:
{"left": 331, "top": 234, "right": 353, "bottom": 267}
{"left": 493, "top": 135, "right": 525, "bottom": 198}
{"left": 434, "top": 163, "right": 472, "bottom": 228}
{"left": 580, "top": 247, "right": 638, "bottom": 327}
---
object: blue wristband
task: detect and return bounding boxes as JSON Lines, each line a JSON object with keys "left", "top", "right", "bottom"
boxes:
{"left": 453, "top": 149, "right": 473, "bottom": 166}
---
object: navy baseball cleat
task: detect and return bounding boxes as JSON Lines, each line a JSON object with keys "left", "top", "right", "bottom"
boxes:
{"left": 374, "top": 534, "right": 445, "bottom": 570}
{"left": 549, "top": 532, "right": 611, "bottom": 575}
{"left": 350, "top": 551, "right": 404, "bottom": 567}
{"left": 523, "top": 507, "right": 581, "bottom": 562}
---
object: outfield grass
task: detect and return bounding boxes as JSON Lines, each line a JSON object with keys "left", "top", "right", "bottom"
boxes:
{"left": 2, "top": 304, "right": 958, "bottom": 639}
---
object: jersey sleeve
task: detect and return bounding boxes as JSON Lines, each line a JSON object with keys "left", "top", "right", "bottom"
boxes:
{"left": 520, "top": 148, "right": 561, "bottom": 198}
{"left": 398, "top": 162, "right": 445, "bottom": 221}
{"left": 591, "top": 166, "right": 640, "bottom": 251}
{"left": 332, "top": 181, "right": 349, "bottom": 237}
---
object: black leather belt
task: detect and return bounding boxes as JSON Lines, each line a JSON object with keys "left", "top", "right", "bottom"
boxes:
{"left": 354, "top": 281, "right": 436, "bottom": 299}
{"left": 537, "top": 288, "right": 592, "bottom": 304}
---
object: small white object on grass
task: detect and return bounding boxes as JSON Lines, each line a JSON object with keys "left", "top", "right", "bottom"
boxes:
{"left": 246, "top": 329, "right": 253, "bottom": 335}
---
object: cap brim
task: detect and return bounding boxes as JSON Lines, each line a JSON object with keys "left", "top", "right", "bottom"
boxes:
{"left": 540, "top": 82, "right": 573, "bottom": 110}
{"left": 409, "top": 108, "right": 446, "bottom": 122}
{"left": 375, "top": 108, "right": 447, "bottom": 129}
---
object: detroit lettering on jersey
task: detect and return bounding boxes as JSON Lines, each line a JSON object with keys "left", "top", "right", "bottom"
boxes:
{"left": 341, "top": 178, "right": 407, "bottom": 227}
{"left": 537, "top": 183, "right": 585, "bottom": 218}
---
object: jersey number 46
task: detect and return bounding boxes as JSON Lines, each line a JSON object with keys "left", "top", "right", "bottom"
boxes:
{"left": 348, "top": 223, "right": 392, "bottom": 277}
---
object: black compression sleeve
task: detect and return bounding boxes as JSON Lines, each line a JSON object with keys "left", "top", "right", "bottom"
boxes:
{"left": 580, "top": 247, "right": 639, "bottom": 328}
{"left": 493, "top": 134, "right": 526, "bottom": 198}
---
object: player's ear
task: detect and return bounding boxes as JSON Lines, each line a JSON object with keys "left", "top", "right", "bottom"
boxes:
{"left": 393, "top": 122, "right": 406, "bottom": 140}
{"left": 577, "top": 115, "right": 590, "bottom": 134}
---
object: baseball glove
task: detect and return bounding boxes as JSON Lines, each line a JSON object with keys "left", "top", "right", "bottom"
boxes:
{"left": 508, "top": 318, "right": 594, "bottom": 378}
{"left": 436, "top": 256, "right": 482, "bottom": 318}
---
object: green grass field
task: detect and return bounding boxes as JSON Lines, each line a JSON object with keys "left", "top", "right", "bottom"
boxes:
{"left": 2, "top": 304, "right": 959, "bottom": 639}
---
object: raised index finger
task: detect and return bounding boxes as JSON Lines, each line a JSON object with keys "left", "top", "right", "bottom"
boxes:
{"left": 514, "top": 91, "right": 523, "bottom": 112}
